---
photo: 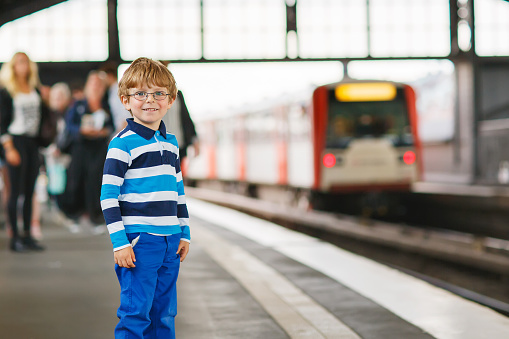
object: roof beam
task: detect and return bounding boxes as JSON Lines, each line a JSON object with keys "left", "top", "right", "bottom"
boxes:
{"left": 0, "top": 0, "right": 67, "bottom": 27}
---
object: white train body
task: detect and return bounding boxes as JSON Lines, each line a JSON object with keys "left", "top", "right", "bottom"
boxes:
{"left": 186, "top": 81, "right": 421, "bottom": 198}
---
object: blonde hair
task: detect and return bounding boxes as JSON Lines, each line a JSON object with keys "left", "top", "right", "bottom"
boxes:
{"left": 49, "top": 82, "right": 71, "bottom": 111}
{"left": 118, "top": 57, "right": 177, "bottom": 101}
{"left": 50, "top": 82, "right": 71, "bottom": 100}
{"left": 84, "top": 70, "right": 106, "bottom": 99}
{"left": 0, "top": 52, "right": 41, "bottom": 96}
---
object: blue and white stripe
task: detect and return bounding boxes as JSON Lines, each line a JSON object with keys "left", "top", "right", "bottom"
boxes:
{"left": 100, "top": 119, "right": 190, "bottom": 251}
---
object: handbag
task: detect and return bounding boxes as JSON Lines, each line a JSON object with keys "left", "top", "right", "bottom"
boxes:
{"left": 47, "top": 162, "right": 67, "bottom": 195}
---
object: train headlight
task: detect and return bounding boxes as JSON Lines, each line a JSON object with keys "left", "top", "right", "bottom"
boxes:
{"left": 323, "top": 153, "right": 336, "bottom": 168}
{"left": 402, "top": 151, "right": 416, "bottom": 165}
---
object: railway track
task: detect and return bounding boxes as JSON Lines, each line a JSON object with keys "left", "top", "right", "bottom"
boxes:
{"left": 186, "top": 186, "right": 509, "bottom": 316}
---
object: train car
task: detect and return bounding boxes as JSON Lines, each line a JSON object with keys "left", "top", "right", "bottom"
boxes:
{"left": 186, "top": 80, "right": 422, "bottom": 212}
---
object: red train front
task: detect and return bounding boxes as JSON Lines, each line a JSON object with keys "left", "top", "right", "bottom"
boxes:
{"left": 312, "top": 81, "right": 421, "bottom": 193}
{"left": 186, "top": 80, "right": 422, "bottom": 209}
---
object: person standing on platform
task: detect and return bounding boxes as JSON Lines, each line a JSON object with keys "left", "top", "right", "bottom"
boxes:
{"left": 59, "top": 71, "right": 113, "bottom": 233}
{"left": 159, "top": 61, "right": 199, "bottom": 162}
{"left": 162, "top": 90, "right": 199, "bottom": 161}
{"left": 101, "top": 57, "right": 190, "bottom": 338}
{"left": 99, "top": 61, "right": 131, "bottom": 133}
{"left": 0, "top": 52, "right": 48, "bottom": 252}
{"left": 69, "top": 79, "right": 85, "bottom": 102}
{"left": 46, "top": 82, "right": 72, "bottom": 201}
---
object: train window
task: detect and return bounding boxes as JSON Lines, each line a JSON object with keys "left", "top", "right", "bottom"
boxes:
{"left": 326, "top": 87, "right": 412, "bottom": 148}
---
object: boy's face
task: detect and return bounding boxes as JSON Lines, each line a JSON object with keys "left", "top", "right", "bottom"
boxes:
{"left": 121, "top": 84, "right": 174, "bottom": 131}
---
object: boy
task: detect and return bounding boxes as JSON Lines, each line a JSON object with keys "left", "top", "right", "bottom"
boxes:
{"left": 100, "top": 57, "right": 190, "bottom": 338}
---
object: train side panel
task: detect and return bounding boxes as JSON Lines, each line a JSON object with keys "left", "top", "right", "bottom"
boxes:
{"left": 287, "top": 102, "right": 314, "bottom": 189}
{"left": 244, "top": 111, "right": 280, "bottom": 185}
{"left": 216, "top": 118, "right": 237, "bottom": 181}
{"left": 186, "top": 122, "right": 215, "bottom": 180}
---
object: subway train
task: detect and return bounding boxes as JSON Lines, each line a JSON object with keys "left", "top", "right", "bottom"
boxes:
{"left": 185, "top": 80, "right": 422, "bottom": 213}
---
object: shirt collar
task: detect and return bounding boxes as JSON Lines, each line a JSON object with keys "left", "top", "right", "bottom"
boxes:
{"left": 126, "top": 119, "right": 167, "bottom": 140}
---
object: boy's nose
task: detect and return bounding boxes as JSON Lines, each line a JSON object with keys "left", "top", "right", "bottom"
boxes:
{"left": 146, "top": 93, "right": 156, "bottom": 102}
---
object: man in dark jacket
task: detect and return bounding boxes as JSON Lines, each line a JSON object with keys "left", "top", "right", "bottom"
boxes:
{"left": 162, "top": 90, "right": 199, "bottom": 160}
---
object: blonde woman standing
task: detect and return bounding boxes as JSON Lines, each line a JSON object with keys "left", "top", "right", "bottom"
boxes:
{"left": 0, "top": 52, "right": 49, "bottom": 252}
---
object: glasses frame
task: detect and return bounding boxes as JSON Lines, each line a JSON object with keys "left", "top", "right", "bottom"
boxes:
{"left": 127, "top": 91, "right": 170, "bottom": 101}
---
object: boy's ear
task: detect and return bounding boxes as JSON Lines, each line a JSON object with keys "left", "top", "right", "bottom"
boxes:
{"left": 121, "top": 95, "right": 131, "bottom": 110}
{"left": 166, "top": 97, "right": 175, "bottom": 110}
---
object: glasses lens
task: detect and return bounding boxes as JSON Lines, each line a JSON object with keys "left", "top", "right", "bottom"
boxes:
{"left": 134, "top": 92, "right": 147, "bottom": 100}
{"left": 154, "top": 92, "right": 167, "bottom": 100}
{"left": 132, "top": 91, "right": 167, "bottom": 101}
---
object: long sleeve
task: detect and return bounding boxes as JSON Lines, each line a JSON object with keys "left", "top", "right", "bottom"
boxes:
{"left": 178, "top": 91, "right": 197, "bottom": 148}
{"left": 100, "top": 137, "right": 130, "bottom": 251}
{"left": 0, "top": 88, "right": 13, "bottom": 139}
{"left": 175, "top": 154, "right": 191, "bottom": 243}
{"left": 101, "top": 120, "right": 191, "bottom": 248}
{"left": 65, "top": 100, "right": 84, "bottom": 139}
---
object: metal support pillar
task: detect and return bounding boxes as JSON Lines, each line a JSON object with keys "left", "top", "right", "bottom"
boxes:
{"left": 449, "top": 0, "right": 478, "bottom": 183}
{"left": 107, "top": 0, "right": 121, "bottom": 63}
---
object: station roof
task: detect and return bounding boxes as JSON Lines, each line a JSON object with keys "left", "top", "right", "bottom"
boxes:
{"left": 0, "top": 0, "right": 66, "bottom": 27}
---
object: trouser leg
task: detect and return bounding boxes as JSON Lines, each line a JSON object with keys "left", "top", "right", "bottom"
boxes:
{"left": 6, "top": 161, "right": 22, "bottom": 238}
{"left": 6, "top": 136, "right": 28, "bottom": 237}
{"left": 84, "top": 142, "right": 106, "bottom": 224}
{"left": 21, "top": 139, "right": 40, "bottom": 234}
{"left": 115, "top": 233, "right": 165, "bottom": 339}
{"left": 145, "top": 234, "right": 181, "bottom": 339}
{"left": 60, "top": 144, "right": 84, "bottom": 218}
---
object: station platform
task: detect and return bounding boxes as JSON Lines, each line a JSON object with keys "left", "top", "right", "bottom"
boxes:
{"left": 413, "top": 180, "right": 509, "bottom": 198}
{"left": 1, "top": 198, "right": 509, "bottom": 338}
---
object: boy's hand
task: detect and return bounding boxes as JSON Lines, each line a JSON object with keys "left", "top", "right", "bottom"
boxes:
{"left": 177, "top": 241, "right": 190, "bottom": 262}
{"left": 5, "top": 147, "right": 21, "bottom": 166}
{"left": 114, "top": 247, "right": 136, "bottom": 268}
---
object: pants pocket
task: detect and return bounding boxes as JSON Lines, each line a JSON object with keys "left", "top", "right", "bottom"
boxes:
{"left": 127, "top": 232, "right": 141, "bottom": 247}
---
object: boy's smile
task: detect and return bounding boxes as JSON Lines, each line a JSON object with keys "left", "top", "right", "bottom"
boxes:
{"left": 121, "top": 85, "right": 174, "bottom": 131}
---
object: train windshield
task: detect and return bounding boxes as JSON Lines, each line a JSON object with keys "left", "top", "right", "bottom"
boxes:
{"left": 326, "top": 86, "right": 412, "bottom": 148}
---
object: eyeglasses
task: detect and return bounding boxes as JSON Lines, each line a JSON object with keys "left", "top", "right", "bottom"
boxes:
{"left": 128, "top": 91, "right": 170, "bottom": 101}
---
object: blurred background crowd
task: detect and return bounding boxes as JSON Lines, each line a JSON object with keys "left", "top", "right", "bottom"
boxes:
{"left": 0, "top": 52, "right": 198, "bottom": 252}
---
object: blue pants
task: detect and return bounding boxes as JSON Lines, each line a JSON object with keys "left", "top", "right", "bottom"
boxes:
{"left": 115, "top": 233, "right": 181, "bottom": 339}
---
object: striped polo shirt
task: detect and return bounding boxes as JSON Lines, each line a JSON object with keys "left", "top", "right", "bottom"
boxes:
{"left": 100, "top": 119, "right": 190, "bottom": 251}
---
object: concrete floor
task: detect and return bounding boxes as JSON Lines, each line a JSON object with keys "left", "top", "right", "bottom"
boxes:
{"left": 0, "top": 200, "right": 463, "bottom": 339}
{"left": 0, "top": 214, "right": 119, "bottom": 338}
{"left": 0, "top": 207, "right": 287, "bottom": 339}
